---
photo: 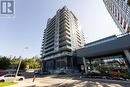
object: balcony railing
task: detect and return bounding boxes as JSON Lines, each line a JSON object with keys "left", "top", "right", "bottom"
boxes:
{"left": 59, "top": 40, "right": 71, "bottom": 47}
{"left": 44, "top": 52, "right": 73, "bottom": 60}
{"left": 114, "top": 0, "right": 130, "bottom": 17}
{"left": 104, "top": 0, "right": 130, "bottom": 17}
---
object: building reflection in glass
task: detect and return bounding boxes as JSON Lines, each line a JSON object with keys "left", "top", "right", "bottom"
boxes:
{"left": 85, "top": 55, "right": 129, "bottom": 75}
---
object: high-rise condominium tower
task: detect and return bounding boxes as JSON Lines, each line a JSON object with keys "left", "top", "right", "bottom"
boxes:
{"left": 103, "top": 0, "right": 130, "bottom": 65}
{"left": 41, "top": 6, "right": 85, "bottom": 72}
{"left": 103, "top": 0, "right": 130, "bottom": 33}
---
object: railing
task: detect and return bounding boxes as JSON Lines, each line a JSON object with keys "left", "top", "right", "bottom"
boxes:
{"left": 44, "top": 52, "right": 73, "bottom": 60}
{"left": 116, "top": 32, "right": 130, "bottom": 37}
{"left": 103, "top": 0, "right": 130, "bottom": 17}
{"left": 114, "top": 0, "right": 130, "bottom": 17}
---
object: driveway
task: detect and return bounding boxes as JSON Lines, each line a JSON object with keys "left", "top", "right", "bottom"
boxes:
{"left": 6, "top": 75, "right": 130, "bottom": 87}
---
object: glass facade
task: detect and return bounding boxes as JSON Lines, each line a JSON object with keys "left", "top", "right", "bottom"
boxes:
{"left": 85, "top": 54, "right": 129, "bottom": 75}
{"left": 44, "top": 56, "right": 76, "bottom": 73}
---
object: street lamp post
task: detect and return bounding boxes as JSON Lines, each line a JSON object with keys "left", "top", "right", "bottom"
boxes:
{"left": 14, "top": 47, "right": 28, "bottom": 81}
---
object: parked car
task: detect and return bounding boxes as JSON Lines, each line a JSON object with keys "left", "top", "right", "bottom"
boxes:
{"left": 0, "top": 74, "right": 25, "bottom": 82}
{"left": 0, "top": 70, "right": 8, "bottom": 76}
{"left": 34, "top": 70, "right": 50, "bottom": 75}
{"left": 34, "top": 70, "right": 39, "bottom": 75}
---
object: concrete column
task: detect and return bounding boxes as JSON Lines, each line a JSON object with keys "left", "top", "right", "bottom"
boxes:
{"left": 122, "top": 18, "right": 124, "bottom": 27}
{"left": 83, "top": 57, "right": 87, "bottom": 73}
{"left": 71, "top": 57, "right": 74, "bottom": 70}
{"left": 53, "top": 59, "right": 56, "bottom": 70}
{"left": 119, "top": 12, "right": 121, "bottom": 24}
{"left": 65, "top": 57, "right": 68, "bottom": 70}
{"left": 42, "top": 60, "right": 46, "bottom": 72}
{"left": 125, "top": 23, "right": 129, "bottom": 32}
{"left": 124, "top": 50, "right": 130, "bottom": 65}
{"left": 120, "top": 23, "right": 130, "bottom": 65}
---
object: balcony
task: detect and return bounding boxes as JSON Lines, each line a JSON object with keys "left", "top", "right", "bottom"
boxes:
{"left": 45, "top": 36, "right": 55, "bottom": 43}
{"left": 59, "top": 40, "right": 71, "bottom": 47}
{"left": 59, "top": 27, "right": 70, "bottom": 35}
{"left": 59, "top": 45, "right": 72, "bottom": 52}
{"left": 59, "top": 30, "right": 70, "bottom": 37}
{"left": 45, "top": 48, "right": 54, "bottom": 54}
{"left": 44, "top": 52, "right": 73, "bottom": 60}
{"left": 45, "top": 40, "right": 54, "bottom": 46}
{"left": 114, "top": 0, "right": 130, "bottom": 17}
{"left": 46, "top": 27, "right": 55, "bottom": 35}
{"left": 46, "top": 33, "right": 55, "bottom": 40}
{"left": 59, "top": 35, "right": 70, "bottom": 43}
{"left": 44, "top": 46, "right": 54, "bottom": 52}
{"left": 45, "top": 43, "right": 54, "bottom": 49}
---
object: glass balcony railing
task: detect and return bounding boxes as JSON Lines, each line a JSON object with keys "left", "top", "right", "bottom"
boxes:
{"left": 59, "top": 40, "right": 70, "bottom": 46}
{"left": 114, "top": 0, "right": 130, "bottom": 17}
{"left": 44, "top": 52, "right": 73, "bottom": 60}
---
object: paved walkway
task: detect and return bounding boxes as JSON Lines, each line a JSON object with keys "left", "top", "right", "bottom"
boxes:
{"left": 6, "top": 75, "right": 130, "bottom": 87}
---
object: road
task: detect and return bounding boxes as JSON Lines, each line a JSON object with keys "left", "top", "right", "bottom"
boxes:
{"left": 6, "top": 75, "right": 130, "bottom": 87}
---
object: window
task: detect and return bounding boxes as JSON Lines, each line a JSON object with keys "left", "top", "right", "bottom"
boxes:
{"left": 121, "top": 16, "right": 123, "bottom": 25}
{"left": 12, "top": 75, "right": 15, "bottom": 77}
{"left": 4, "top": 75, "right": 11, "bottom": 77}
{"left": 115, "top": 9, "right": 117, "bottom": 17}
{"left": 67, "top": 43, "right": 71, "bottom": 46}
{"left": 118, "top": 12, "right": 120, "bottom": 20}
{"left": 112, "top": 5, "right": 115, "bottom": 14}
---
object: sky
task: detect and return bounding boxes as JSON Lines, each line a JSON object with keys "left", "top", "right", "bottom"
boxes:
{"left": 0, "top": 0, "right": 121, "bottom": 58}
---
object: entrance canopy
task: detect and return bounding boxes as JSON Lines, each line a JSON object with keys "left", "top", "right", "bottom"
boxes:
{"left": 76, "top": 33, "right": 130, "bottom": 58}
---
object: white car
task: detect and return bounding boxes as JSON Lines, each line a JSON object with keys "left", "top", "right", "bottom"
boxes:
{"left": 0, "top": 74, "right": 25, "bottom": 82}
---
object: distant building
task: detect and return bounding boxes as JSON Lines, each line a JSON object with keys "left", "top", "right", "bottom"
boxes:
{"left": 41, "top": 6, "right": 85, "bottom": 73}
{"left": 103, "top": 0, "right": 130, "bottom": 33}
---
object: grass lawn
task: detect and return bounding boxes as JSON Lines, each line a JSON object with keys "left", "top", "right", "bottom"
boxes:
{"left": 0, "top": 82, "right": 16, "bottom": 87}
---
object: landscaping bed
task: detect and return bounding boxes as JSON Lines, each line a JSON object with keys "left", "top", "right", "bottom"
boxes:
{"left": 0, "top": 82, "right": 16, "bottom": 87}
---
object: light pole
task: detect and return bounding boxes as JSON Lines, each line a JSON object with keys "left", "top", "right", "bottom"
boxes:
{"left": 14, "top": 47, "right": 28, "bottom": 81}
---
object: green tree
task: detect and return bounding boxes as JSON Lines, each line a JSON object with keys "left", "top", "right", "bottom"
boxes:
{"left": 25, "top": 57, "right": 41, "bottom": 69}
{"left": 0, "top": 56, "right": 41, "bottom": 70}
{"left": 10, "top": 56, "right": 20, "bottom": 65}
{"left": 10, "top": 57, "right": 28, "bottom": 70}
{"left": 0, "top": 56, "right": 11, "bottom": 69}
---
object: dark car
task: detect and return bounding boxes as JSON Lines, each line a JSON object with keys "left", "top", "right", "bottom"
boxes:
{"left": 0, "top": 70, "right": 8, "bottom": 76}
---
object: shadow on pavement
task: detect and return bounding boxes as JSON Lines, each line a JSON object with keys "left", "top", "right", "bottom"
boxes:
{"left": 21, "top": 73, "right": 130, "bottom": 87}
{"left": 49, "top": 74, "right": 130, "bottom": 87}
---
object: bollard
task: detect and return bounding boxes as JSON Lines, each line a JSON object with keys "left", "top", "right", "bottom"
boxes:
{"left": 32, "top": 75, "right": 36, "bottom": 82}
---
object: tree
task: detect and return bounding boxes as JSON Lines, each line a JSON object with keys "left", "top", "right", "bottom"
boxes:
{"left": 25, "top": 57, "right": 41, "bottom": 69}
{"left": 0, "top": 56, "right": 41, "bottom": 70}
{"left": 20, "top": 60, "right": 27, "bottom": 70}
{"left": 0, "top": 56, "right": 11, "bottom": 70}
